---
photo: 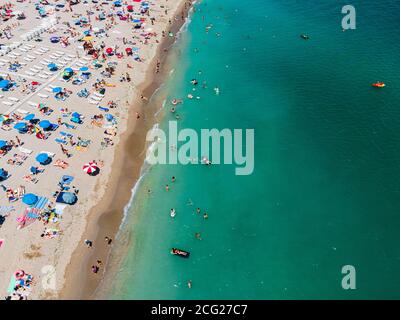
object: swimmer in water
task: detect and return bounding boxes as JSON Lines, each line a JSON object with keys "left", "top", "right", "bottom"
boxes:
{"left": 195, "top": 232, "right": 202, "bottom": 240}
{"left": 165, "top": 184, "right": 170, "bottom": 191}
{"left": 170, "top": 208, "right": 176, "bottom": 218}
{"left": 187, "top": 280, "right": 192, "bottom": 289}
{"left": 170, "top": 107, "right": 176, "bottom": 113}
{"left": 190, "top": 79, "right": 198, "bottom": 85}
{"left": 203, "top": 212, "right": 208, "bottom": 219}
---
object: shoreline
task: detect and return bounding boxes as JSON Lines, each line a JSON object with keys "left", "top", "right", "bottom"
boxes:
{"left": 59, "top": 0, "right": 193, "bottom": 300}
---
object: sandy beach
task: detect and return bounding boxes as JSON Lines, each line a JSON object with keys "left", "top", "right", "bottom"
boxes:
{"left": 0, "top": 0, "right": 190, "bottom": 300}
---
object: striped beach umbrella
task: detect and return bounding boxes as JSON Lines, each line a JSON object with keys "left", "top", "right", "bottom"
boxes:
{"left": 82, "top": 162, "right": 99, "bottom": 175}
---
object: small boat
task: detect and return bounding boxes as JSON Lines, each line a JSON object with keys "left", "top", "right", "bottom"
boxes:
{"left": 171, "top": 248, "right": 190, "bottom": 258}
{"left": 300, "top": 34, "right": 310, "bottom": 40}
{"left": 372, "top": 82, "right": 385, "bottom": 88}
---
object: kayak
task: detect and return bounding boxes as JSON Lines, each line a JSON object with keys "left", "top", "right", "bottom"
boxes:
{"left": 372, "top": 82, "right": 385, "bottom": 88}
{"left": 171, "top": 248, "right": 190, "bottom": 258}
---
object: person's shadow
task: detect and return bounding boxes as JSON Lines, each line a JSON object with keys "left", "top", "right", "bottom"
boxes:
{"left": 0, "top": 215, "right": 5, "bottom": 227}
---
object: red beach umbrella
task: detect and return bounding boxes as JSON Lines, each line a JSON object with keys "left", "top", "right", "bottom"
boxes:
{"left": 83, "top": 162, "right": 99, "bottom": 175}
{"left": 127, "top": 5, "right": 133, "bottom": 12}
{"left": 105, "top": 47, "right": 113, "bottom": 54}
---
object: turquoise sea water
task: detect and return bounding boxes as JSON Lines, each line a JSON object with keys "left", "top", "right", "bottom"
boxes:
{"left": 105, "top": 0, "right": 400, "bottom": 299}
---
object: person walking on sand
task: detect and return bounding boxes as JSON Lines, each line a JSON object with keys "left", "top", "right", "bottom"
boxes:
{"left": 105, "top": 237, "right": 112, "bottom": 245}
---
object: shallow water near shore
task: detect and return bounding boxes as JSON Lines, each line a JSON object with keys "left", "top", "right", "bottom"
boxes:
{"left": 103, "top": 0, "right": 400, "bottom": 299}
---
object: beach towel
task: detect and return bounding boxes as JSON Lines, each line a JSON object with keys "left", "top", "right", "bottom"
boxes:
{"left": 0, "top": 206, "right": 15, "bottom": 215}
{"left": 54, "top": 204, "right": 67, "bottom": 216}
{"left": 32, "top": 197, "right": 48, "bottom": 210}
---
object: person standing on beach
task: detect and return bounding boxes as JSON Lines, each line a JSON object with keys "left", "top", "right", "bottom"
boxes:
{"left": 84, "top": 239, "right": 93, "bottom": 248}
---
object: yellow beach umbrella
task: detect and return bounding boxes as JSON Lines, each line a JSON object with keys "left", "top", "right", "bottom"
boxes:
{"left": 82, "top": 36, "right": 93, "bottom": 41}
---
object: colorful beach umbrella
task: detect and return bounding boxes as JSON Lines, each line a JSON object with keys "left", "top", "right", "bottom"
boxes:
{"left": 22, "top": 193, "right": 38, "bottom": 206}
{"left": 83, "top": 162, "right": 99, "bottom": 175}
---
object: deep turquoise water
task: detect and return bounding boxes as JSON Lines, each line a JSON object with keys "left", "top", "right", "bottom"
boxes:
{"left": 105, "top": 0, "right": 400, "bottom": 299}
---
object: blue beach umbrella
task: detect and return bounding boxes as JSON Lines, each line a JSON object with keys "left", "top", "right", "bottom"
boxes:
{"left": 0, "top": 79, "right": 10, "bottom": 88}
{"left": 56, "top": 192, "right": 78, "bottom": 205}
{"left": 35, "top": 153, "right": 51, "bottom": 165}
{"left": 0, "top": 168, "right": 8, "bottom": 180}
{"left": 13, "top": 122, "right": 27, "bottom": 130}
{"left": 79, "top": 66, "right": 89, "bottom": 72}
{"left": 24, "top": 114, "right": 35, "bottom": 121}
{"left": 52, "top": 87, "right": 62, "bottom": 93}
{"left": 38, "top": 120, "right": 51, "bottom": 129}
{"left": 0, "top": 140, "right": 7, "bottom": 148}
{"left": 71, "top": 112, "right": 81, "bottom": 118}
{"left": 64, "top": 67, "right": 73, "bottom": 73}
{"left": 48, "top": 63, "right": 57, "bottom": 70}
{"left": 22, "top": 193, "right": 38, "bottom": 205}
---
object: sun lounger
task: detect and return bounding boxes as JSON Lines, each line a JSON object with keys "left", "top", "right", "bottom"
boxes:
{"left": 29, "top": 68, "right": 39, "bottom": 73}
{"left": 90, "top": 95, "right": 102, "bottom": 101}
{"left": 19, "top": 147, "right": 33, "bottom": 154}
{"left": 44, "top": 71, "right": 52, "bottom": 76}
{"left": 1, "top": 101, "right": 13, "bottom": 106}
{"left": 27, "top": 101, "right": 38, "bottom": 107}
{"left": 19, "top": 48, "right": 27, "bottom": 53}
{"left": 43, "top": 59, "right": 51, "bottom": 63}
{"left": 25, "top": 71, "right": 35, "bottom": 76}
{"left": 16, "top": 109, "right": 28, "bottom": 114}
{"left": 89, "top": 99, "right": 99, "bottom": 105}
{"left": 13, "top": 52, "right": 22, "bottom": 56}
{"left": 37, "top": 93, "right": 49, "bottom": 99}
{"left": 55, "top": 138, "right": 67, "bottom": 145}
{"left": 23, "top": 58, "right": 34, "bottom": 62}
{"left": 44, "top": 87, "right": 53, "bottom": 93}
{"left": 38, "top": 74, "right": 48, "bottom": 79}
{"left": 67, "top": 54, "right": 76, "bottom": 59}
{"left": 0, "top": 59, "right": 10, "bottom": 63}
{"left": 49, "top": 55, "right": 58, "bottom": 59}
{"left": 34, "top": 65, "right": 43, "bottom": 70}
{"left": 8, "top": 54, "right": 17, "bottom": 59}
{"left": 8, "top": 97, "right": 19, "bottom": 102}
{"left": 27, "top": 55, "right": 35, "bottom": 59}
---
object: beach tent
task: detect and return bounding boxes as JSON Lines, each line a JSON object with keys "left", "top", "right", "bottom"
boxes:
{"left": 0, "top": 140, "right": 7, "bottom": 148}
{"left": 22, "top": 193, "right": 38, "bottom": 206}
{"left": 35, "top": 153, "right": 52, "bottom": 165}
{"left": 56, "top": 192, "right": 77, "bottom": 205}
{"left": 38, "top": 120, "right": 51, "bottom": 129}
